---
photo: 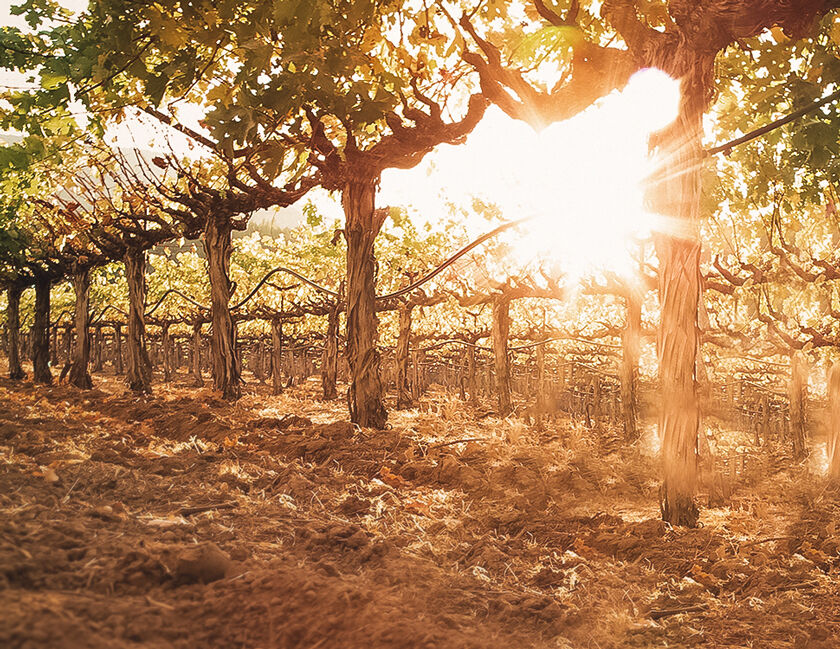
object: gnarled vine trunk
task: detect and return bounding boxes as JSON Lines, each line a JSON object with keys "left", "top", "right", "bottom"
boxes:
{"left": 63, "top": 325, "right": 72, "bottom": 364}
{"left": 68, "top": 267, "right": 93, "bottom": 389}
{"left": 620, "top": 289, "right": 641, "bottom": 441}
{"left": 491, "top": 296, "right": 512, "bottom": 417}
{"left": 650, "top": 100, "right": 703, "bottom": 527}
{"left": 114, "top": 324, "right": 124, "bottom": 375}
{"left": 233, "top": 319, "right": 242, "bottom": 382}
{"left": 270, "top": 318, "right": 284, "bottom": 396}
{"left": 790, "top": 351, "right": 807, "bottom": 460}
{"left": 50, "top": 322, "right": 58, "bottom": 366}
{"left": 124, "top": 248, "right": 152, "bottom": 394}
{"left": 161, "top": 322, "right": 172, "bottom": 382}
{"left": 828, "top": 361, "right": 840, "bottom": 480}
{"left": 321, "top": 304, "right": 340, "bottom": 400}
{"left": 93, "top": 324, "right": 104, "bottom": 372}
{"left": 395, "top": 302, "right": 413, "bottom": 409}
{"left": 204, "top": 216, "right": 240, "bottom": 401}
{"left": 6, "top": 285, "right": 25, "bottom": 380}
{"left": 343, "top": 180, "right": 387, "bottom": 428}
{"left": 191, "top": 322, "right": 204, "bottom": 387}
{"left": 32, "top": 276, "right": 52, "bottom": 384}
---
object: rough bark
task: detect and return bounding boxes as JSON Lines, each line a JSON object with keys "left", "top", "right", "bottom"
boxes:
{"left": 620, "top": 290, "right": 642, "bottom": 441}
{"left": 321, "top": 304, "right": 340, "bottom": 400}
{"left": 270, "top": 318, "right": 284, "bottom": 396}
{"left": 233, "top": 320, "right": 242, "bottom": 382}
{"left": 114, "top": 324, "right": 124, "bottom": 375}
{"left": 32, "top": 276, "right": 52, "bottom": 384}
{"left": 204, "top": 216, "right": 241, "bottom": 401}
{"left": 161, "top": 322, "right": 172, "bottom": 382}
{"left": 93, "top": 324, "right": 104, "bottom": 372}
{"left": 651, "top": 100, "right": 704, "bottom": 528}
{"left": 828, "top": 361, "right": 840, "bottom": 480}
{"left": 6, "top": 285, "right": 25, "bottom": 380}
{"left": 395, "top": 303, "right": 413, "bottom": 409}
{"left": 67, "top": 267, "right": 93, "bottom": 389}
{"left": 50, "top": 322, "right": 58, "bottom": 366}
{"left": 491, "top": 296, "right": 512, "bottom": 417}
{"left": 790, "top": 351, "right": 807, "bottom": 461}
{"left": 124, "top": 248, "right": 152, "bottom": 394}
{"left": 191, "top": 322, "right": 204, "bottom": 387}
{"left": 343, "top": 180, "right": 387, "bottom": 428}
{"left": 63, "top": 325, "right": 72, "bottom": 364}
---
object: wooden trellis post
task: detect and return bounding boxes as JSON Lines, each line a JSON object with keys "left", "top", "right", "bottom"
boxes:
{"left": 789, "top": 352, "right": 807, "bottom": 460}
{"left": 395, "top": 303, "right": 412, "bottom": 408}
{"left": 114, "top": 324, "right": 124, "bottom": 375}
{"left": 322, "top": 303, "right": 341, "bottom": 400}
{"left": 50, "top": 323, "right": 58, "bottom": 367}
{"left": 491, "top": 295, "right": 512, "bottom": 416}
{"left": 467, "top": 343, "right": 478, "bottom": 404}
{"left": 270, "top": 318, "right": 283, "bottom": 395}
{"left": 6, "top": 285, "right": 24, "bottom": 380}
{"left": 189, "top": 322, "right": 202, "bottom": 387}
{"left": 32, "top": 276, "right": 52, "bottom": 384}
{"left": 93, "top": 324, "right": 104, "bottom": 373}
{"left": 620, "top": 290, "right": 641, "bottom": 440}
{"left": 161, "top": 322, "right": 172, "bottom": 383}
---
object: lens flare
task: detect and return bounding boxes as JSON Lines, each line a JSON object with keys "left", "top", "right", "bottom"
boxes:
{"left": 380, "top": 69, "right": 681, "bottom": 280}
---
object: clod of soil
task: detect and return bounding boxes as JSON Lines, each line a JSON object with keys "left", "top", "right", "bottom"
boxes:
{"left": 172, "top": 542, "right": 232, "bottom": 584}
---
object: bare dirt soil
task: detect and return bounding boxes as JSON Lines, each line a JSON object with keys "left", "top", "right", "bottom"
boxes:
{"left": 1, "top": 371, "right": 839, "bottom": 649}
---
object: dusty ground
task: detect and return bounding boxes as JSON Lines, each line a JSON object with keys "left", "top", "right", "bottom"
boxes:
{"left": 1, "top": 368, "right": 839, "bottom": 649}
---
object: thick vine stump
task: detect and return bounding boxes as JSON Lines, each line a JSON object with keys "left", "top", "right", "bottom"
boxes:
{"left": 7, "top": 285, "right": 25, "bottom": 381}
{"left": 650, "top": 103, "right": 703, "bottom": 528}
{"left": 125, "top": 248, "right": 152, "bottom": 394}
{"left": 322, "top": 304, "right": 340, "bottom": 400}
{"left": 270, "top": 319, "right": 284, "bottom": 396}
{"left": 343, "top": 180, "right": 387, "bottom": 428}
{"left": 204, "top": 216, "right": 241, "bottom": 401}
{"left": 68, "top": 267, "right": 93, "bottom": 390}
{"left": 828, "top": 362, "right": 840, "bottom": 480}
{"left": 32, "top": 276, "right": 52, "bottom": 384}
{"left": 620, "top": 290, "right": 641, "bottom": 441}
{"left": 395, "top": 303, "right": 413, "bottom": 409}
{"left": 491, "top": 296, "right": 512, "bottom": 417}
{"left": 790, "top": 352, "right": 807, "bottom": 461}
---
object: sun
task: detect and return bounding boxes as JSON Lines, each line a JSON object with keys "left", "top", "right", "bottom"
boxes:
{"left": 380, "top": 68, "right": 681, "bottom": 281}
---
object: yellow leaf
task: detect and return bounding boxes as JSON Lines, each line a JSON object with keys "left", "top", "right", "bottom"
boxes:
{"left": 770, "top": 26, "right": 789, "bottom": 44}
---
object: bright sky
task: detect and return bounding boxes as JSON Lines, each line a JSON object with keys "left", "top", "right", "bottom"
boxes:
{"left": 377, "top": 68, "right": 681, "bottom": 278}
{"left": 0, "top": 2, "right": 31, "bottom": 89}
